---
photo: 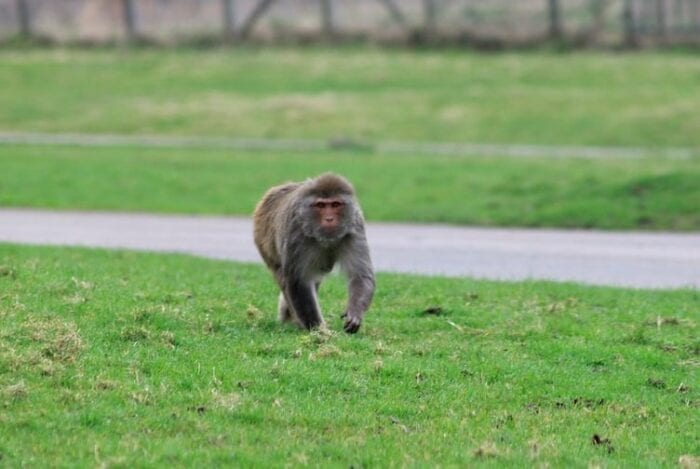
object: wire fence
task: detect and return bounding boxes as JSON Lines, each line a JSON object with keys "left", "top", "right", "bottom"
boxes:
{"left": 1, "top": 0, "right": 699, "bottom": 47}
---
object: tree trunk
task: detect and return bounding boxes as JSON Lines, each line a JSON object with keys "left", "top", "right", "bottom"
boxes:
{"left": 320, "top": 0, "right": 334, "bottom": 38}
{"left": 16, "top": 0, "right": 31, "bottom": 37}
{"left": 548, "top": 0, "right": 562, "bottom": 39}
{"left": 423, "top": 0, "right": 436, "bottom": 33}
{"left": 122, "top": 0, "right": 137, "bottom": 41}
{"left": 239, "top": 0, "right": 277, "bottom": 39}
{"left": 655, "top": 0, "right": 666, "bottom": 39}
{"left": 623, "top": 0, "right": 637, "bottom": 46}
{"left": 223, "top": 0, "right": 235, "bottom": 39}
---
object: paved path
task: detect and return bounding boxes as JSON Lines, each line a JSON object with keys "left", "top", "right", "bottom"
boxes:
{"left": 1, "top": 131, "right": 697, "bottom": 159}
{"left": 1, "top": 208, "right": 698, "bottom": 289}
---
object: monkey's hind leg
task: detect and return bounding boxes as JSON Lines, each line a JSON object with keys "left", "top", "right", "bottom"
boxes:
{"left": 278, "top": 292, "right": 293, "bottom": 323}
{"left": 279, "top": 292, "right": 307, "bottom": 329}
{"left": 285, "top": 280, "right": 324, "bottom": 330}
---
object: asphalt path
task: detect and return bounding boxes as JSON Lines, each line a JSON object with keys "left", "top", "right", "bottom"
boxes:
{"left": 1, "top": 131, "right": 697, "bottom": 159}
{"left": 1, "top": 208, "right": 699, "bottom": 289}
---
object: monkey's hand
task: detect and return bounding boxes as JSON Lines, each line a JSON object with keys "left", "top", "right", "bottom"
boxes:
{"left": 342, "top": 313, "right": 362, "bottom": 334}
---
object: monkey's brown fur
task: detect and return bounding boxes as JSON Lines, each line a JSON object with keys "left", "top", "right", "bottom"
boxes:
{"left": 253, "top": 173, "right": 375, "bottom": 333}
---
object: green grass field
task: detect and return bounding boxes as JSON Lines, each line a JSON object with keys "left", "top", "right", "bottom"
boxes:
{"left": 2, "top": 144, "right": 699, "bottom": 230}
{"left": 2, "top": 47, "right": 700, "bottom": 230}
{"left": 1, "top": 48, "right": 700, "bottom": 147}
{"left": 0, "top": 244, "right": 697, "bottom": 466}
{"left": 1, "top": 47, "right": 698, "bottom": 467}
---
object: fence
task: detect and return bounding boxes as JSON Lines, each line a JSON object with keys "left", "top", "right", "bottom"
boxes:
{"left": 1, "top": 0, "right": 699, "bottom": 47}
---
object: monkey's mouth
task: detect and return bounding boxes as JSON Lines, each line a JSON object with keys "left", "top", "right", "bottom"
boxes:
{"left": 320, "top": 225, "right": 340, "bottom": 236}
{"left": 317, "top": 225, "right": 345, "bottom": 242}
{"left": 320, "top": 222, "right": 339, "bottom": 230}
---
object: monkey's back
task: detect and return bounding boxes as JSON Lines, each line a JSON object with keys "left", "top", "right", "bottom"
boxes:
{"left": 253, "top": 182, "right": 301, "bottom": 270}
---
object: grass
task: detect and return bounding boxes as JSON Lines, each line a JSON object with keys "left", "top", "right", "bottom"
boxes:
{"left": 2, "top": 47, "right": 699, "bottom": 230}
{"left": 1, "top": 144, "right": 700, "bottom": 230}
{"left": 1, "top": 48, "right": 700, "bottom": 147}
{"left": 0, "top": 243, "right": 698, "bottom": 466}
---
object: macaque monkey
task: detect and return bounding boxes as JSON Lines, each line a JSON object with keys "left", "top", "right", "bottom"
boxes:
{"left": 253, "top": 173, "right": 375, "bottom": 333}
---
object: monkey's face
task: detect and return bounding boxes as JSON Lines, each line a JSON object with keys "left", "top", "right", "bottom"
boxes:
{"left": 312, "top": 197, "right": 346, "bottom": 235}
{"left": 299, "top": 193, "right": 355, "bottom": 244}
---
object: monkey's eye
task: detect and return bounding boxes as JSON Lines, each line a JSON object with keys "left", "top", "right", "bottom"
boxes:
{"left": 331, "top": 201, "right": 343, "bottom": 208}
{"left": 314, "top": 202, "right": 327, "bottom": 209}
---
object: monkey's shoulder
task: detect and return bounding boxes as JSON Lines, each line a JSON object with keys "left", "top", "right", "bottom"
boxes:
{"left": 261, "top": 182, "right": 302, "bottom": 205}
{"left": 255, "top": 182, "right": 300, "bottom": 216}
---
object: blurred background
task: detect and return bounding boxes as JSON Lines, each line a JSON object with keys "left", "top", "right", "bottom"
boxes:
{"left": 2, "top": 0, "right": 700, "bottom": 47}
{"left": 3, "top": 6, "right": 700, "bottom": 467}
{"left": 0, "top": 0, "right": 699, "bottom": 233}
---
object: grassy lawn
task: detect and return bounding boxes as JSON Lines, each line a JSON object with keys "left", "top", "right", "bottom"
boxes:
{"left": 1, "top": 46, "right": 697, "bottom": 467}
{"left": 2, "top": 47, "right": 699, "bottom": 231}
{"left": 0, "top": 243, "right": 697, "bottom": 466}
{"left": 0, "top": 48, "right": 699, "bottom": 147}
{"left": 2, "top": 144, "right": 700, "bottom": 230}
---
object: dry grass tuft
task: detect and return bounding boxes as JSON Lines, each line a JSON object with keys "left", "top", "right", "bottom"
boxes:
{"left": 679, "top": 455, "right": 700, "bottom": 469}
{"left": 95, "top": 379, "right": 118, "bottom": 391}
{"left": 307, "top": 326, "right": 335, "bottom": 344}
{"left": 212, "top": 390, "right": 242, "bottom": 411}
{"left": 309, "top": 344, "right": 341, "bottom": 360}
{"left": 246, "top": 304, "right": 263, "bottom": 323}
{"left": 131, "top": 388, "right": 154, "bottom": 406}
{"left": 473, "top": 442, "right": 499, "bottom": 458}
{"left": 160, "top": 331, "right": 177, "bottom": 349}
{"left": 3, "top": 381, "right": 28, "bottom": 400}
{"left": 120, "top": 326, "right": 150, "bottom": 342}
{"left": 0, "top": 265, "right": 17, "bottom": 278}
{"left": 27, "top": 317, "right": 84, "bottom": 364}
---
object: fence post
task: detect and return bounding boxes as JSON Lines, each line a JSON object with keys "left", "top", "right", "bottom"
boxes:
{"left": 122, "top": 0, "right": 137, "bottom": 41}
{"left": 547, "top": 0, "right": 562, "bottom": 39}
{"left": 320, "top": 0, "right": 334, "bottom": 38}
{"left": 590, "top": 0, "right": 610, "bottom": 32}
{"left": 423, "top": 0, "right": 436, "bottom": 36}
{"left": 222, "top": 0, "right": 235, "bottom": 39}
{"left": 623, "top": 0, "right": 637, "bottom": 46}
{"left": 655, "top": 0, "right": 666, "bottom": 39}
{"left": 15, "top": 0, "right": 31, "bottom": 37}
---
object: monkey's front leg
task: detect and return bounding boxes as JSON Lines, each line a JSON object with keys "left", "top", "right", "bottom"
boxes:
{"left": 343, "top": 274, "right": 375, "bottom": 334}
{"left": 285, "top": 279, "right": 324, "bottom": 330}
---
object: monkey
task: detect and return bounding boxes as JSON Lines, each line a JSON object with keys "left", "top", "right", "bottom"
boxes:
{"left": 253, "top": 173, "right": 375, "bottom": 334}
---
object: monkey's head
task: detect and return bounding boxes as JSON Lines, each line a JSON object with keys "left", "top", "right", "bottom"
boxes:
{"left": 299, "top": 173, "right": 358, "bottom": 243}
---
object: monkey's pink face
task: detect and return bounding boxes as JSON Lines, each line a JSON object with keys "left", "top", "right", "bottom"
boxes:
{"left": 312, "top": 198, "right": 346, "bottom": 233}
